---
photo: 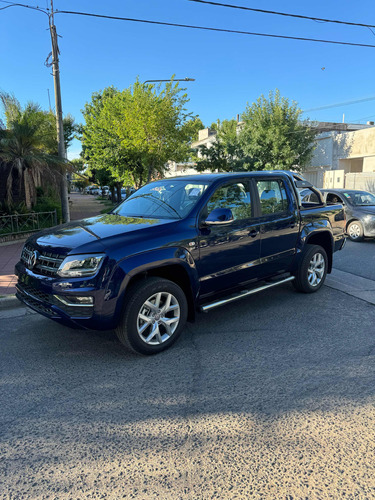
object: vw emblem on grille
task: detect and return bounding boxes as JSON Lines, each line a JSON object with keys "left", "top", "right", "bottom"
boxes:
{"left": 27, "top": 250, "right": 39, "bottom": 270}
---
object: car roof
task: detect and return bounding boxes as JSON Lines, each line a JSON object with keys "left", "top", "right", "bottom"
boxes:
{"left": 160, "top": 171, "right": 294, "bottom": 183}
{"left": 320, "top": 188, "right": 367, "bottom": 193}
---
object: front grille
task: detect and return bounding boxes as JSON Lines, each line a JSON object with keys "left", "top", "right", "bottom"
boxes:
{"left": 21, "top": 243, "right": 65, "bottom": 276}
{"left": 17, "top": 281, "right": 52, "bottom": 303}
{"left": 16, "top": 290, "right": 58, "bottom": 317}
{"left": 17, "top": 282, "right": 93, "bottom": 319}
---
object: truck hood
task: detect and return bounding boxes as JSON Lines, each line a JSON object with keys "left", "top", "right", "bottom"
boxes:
{"left": 30, "top": 214, "right": 175, "bottom": 251}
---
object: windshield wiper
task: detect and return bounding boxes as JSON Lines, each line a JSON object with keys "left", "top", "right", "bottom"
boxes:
{"left": 131, "top": 194, "right": 182, "bottom": 219}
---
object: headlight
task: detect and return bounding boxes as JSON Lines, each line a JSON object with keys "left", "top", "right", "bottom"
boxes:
{"left": 57, "top": 254, "right": 105, "bottom": 278}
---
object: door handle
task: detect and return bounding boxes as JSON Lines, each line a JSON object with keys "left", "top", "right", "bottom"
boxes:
{"left": 249, "top": 229, "right": 258, "bottom": 238}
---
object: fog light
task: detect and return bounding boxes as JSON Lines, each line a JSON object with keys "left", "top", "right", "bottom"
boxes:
{"left": 73, "top": 296, "right": 94, "bottom": 304}
{"left": 54, "top": 295, "right": 94, "bottom": 306}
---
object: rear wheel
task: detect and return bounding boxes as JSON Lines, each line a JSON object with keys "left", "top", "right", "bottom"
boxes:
{"left": 115, "top": 277, "right": 188, "bottom": 355}
{"left": 293, "top": 244, "right": 328, "bottom": 293}
{"left": 347, "top": 220, "right": 364, "bottom": 242}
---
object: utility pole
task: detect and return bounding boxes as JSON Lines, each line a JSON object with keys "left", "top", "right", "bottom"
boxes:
{"left": 49, "top": 0, "right": 70, "bottom": 222}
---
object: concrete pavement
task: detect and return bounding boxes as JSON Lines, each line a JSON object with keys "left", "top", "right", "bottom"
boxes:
{"left": 0, "top": 194, "right": 105, "bottom": 296}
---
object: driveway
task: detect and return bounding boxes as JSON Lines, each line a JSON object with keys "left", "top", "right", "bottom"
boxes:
{"left": 1, "top": 264, "right": 375, "bottom": 498}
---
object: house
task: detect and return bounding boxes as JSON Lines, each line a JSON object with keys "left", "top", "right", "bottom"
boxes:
{"left": 165, "top": 128, "right": 218, "bottom": 178}
{"left": 302, "top": 121, "right": 375, "bottom": 191}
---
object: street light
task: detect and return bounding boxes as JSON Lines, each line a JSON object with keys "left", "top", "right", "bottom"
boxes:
{"left": 144, "top": 78, "right": 195, "bottom": 83}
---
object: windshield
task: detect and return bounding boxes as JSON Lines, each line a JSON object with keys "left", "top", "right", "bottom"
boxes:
{"left": 342, "top": 191, "right": 375, "bottom": 206}
{"left": 113, "top": 180, "right": 210, "bottom": 219}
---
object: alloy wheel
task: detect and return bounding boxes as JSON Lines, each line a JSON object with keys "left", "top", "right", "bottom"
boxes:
{"left": 307, "top": 252, "right": 325, "bottom": 287}
{"left": 136, "top": 292, "right": 180, "bottom": 345}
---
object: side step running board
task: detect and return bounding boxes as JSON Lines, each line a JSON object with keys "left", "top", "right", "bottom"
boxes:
{"left": 200, "top": 276, "right": 295, "bottom": 313}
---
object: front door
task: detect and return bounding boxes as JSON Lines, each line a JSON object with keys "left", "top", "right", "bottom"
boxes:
{"left": 197, "top": 180, "right": 261, "bottom": 297}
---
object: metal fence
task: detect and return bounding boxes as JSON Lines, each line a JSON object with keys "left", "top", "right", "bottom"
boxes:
{"left": 0, "top": 210, "right": 57, "bottom": 236}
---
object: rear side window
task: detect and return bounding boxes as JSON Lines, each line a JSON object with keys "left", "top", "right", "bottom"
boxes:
{"left": 326, "top": 193, "right": 343, "bottom": 204}
{"left": 256, "top": 179, "right": 289, "bottom": 215}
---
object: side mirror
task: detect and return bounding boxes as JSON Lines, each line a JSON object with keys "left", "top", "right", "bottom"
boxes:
{"left": 205, "top": 208, "right": 234, "bottom": 225}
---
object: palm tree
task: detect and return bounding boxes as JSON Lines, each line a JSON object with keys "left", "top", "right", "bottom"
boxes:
{"left": 0, "top": 93, "right": 65, "bottom": 209}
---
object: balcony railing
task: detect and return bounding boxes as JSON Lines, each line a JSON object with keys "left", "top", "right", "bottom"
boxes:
{"left": 0, "top": 210, "right": 58, "bottom": 236}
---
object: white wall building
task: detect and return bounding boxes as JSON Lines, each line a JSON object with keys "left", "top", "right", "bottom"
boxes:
{"left": 302, "top": 122, "right": 375, "bottom": 190}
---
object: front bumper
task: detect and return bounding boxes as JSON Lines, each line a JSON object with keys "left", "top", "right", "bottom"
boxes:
{"left": 15, "top": 262, "right": 110, "bottom": 329}
{"left": 363, "top": 219, "right": 375, "bottom": 237}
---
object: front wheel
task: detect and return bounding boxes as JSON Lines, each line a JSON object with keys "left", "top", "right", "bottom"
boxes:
{"left": 293, "top": 244, "right": 328, "bottom": 293}
{"left": 115, "top": 277, "right": 188, "bottom": 355}
{"left": 347, "top": 221, "right": 364, "bottom": 242}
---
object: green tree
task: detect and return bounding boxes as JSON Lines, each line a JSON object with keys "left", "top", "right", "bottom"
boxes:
{"left": 0, "top": 94, "right": 65, "bottom": 209}
{"left": 81, "top": 79, "right": 198, "bottom": 188}
{"left": 240, "top": 90, "right": 316, "bottom": 171}
{"left": 194, "top": 119, "right": 253, "bottom": 172}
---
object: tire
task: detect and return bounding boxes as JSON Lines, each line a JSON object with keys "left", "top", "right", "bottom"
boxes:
{"left": 293, "top": 244, "right": 328, "bottom": 293}
{"left": 115, "top": 277, "right": 188, "bottom": 355}
{"left": 347, "top": 220, "right": 364, "bottom": 242}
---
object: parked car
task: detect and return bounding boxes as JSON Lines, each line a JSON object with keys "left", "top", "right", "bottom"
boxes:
{"left": 301, "top": 188, "right": 375, "bottom": 242}
{"left": 15, "top": 171, "right": 346, "bottom": 355}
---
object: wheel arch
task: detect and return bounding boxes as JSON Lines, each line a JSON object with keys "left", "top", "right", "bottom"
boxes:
{"left": 125, "top": 264, "right": 196, "bottom": 322}
{"left": 107, "top": 247, "right": 199, "bottom": 327}
{"left": 346, "top": 217, "right": 361, "bottom": 229}
{"left": 305, "top": 231, "right": 333, "bottom": 272}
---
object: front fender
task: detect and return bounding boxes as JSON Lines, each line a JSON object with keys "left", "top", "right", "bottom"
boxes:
{"left": 102, "top": 247, "right": 199, "bottom": 327}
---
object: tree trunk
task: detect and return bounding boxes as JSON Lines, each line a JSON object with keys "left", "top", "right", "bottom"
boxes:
{"left": 111, "top": 186, "right": 116, "bottom": 203}
{"left": 24, "top": 169, "right": 32, "bottom": 210}
{"left": 147, "top": 165, "right": 153, "bottom": 183}
{"left": 116, "top": 182, "right": 122, "bottom": 203}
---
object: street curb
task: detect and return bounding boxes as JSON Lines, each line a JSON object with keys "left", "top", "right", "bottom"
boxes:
{"left": 0, "top": 294, "right": 22, "bottom": 310}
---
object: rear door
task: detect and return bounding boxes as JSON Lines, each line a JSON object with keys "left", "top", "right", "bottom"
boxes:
{"left": 253, "top": 177, "right": 300, "bottom": 276}
{"left": 197, "top": 179, "right": 261, "bottom": 297}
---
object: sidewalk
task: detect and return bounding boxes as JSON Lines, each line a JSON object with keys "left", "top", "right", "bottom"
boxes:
{"left": 0, "top": 194, "right": 105, "bottom": 296}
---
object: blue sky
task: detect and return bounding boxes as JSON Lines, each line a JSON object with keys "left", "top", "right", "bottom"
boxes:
{"left": 2, "top": 0, "right": 375, "bottom": 158}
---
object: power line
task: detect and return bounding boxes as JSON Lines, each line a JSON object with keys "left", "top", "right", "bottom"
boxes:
{"left": 188, "top": 0, "right": 375, "bottom": 31}
{"left": 54, "top": 9, "right": 375, "bottom": 49}
{"left": 0, "top": 0, "right": 47, "bottom": 14}
{"left": 303, "top": 96, "right": 375, "bottom": 113}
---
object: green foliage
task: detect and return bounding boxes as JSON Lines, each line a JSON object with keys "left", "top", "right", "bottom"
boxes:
{"left": 70, "top": 158, "right": 86, "bottom": 173}
{"left": 183, "top": 117, "right": 205, "bottom": 144}
{"left": 240, "top": 90, "right": 317, "bottom": 171}
{"left": 0, "top": 92, "right": 77, "bottom": 209}
{"left": 74, "top": 179, "right": 89, "bottom": 192}
{"left": 194, "top": 119, "right": 254, "bottom": 172}
{"left": 81, "top": 78, "right": 199, "bottom": 187}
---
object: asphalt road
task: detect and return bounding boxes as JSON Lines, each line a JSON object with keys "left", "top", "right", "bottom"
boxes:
{"left": 1, "top": 251, "right": 375, "bottom": 499}
{"left": 333, "top": 238, "right": 375, "bottom": 281}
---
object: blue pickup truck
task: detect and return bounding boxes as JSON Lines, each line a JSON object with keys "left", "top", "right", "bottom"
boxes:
{"left": 16, "top": 171, "right": 346, "bottom": 354}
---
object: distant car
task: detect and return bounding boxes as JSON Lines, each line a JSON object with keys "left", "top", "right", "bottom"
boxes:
{"left": 301, "top": 188, "right": 375, "bottom": 242}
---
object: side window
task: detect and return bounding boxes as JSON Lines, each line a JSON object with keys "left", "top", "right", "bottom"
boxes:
{"left": 300, "top": 188, "right": 319, "bottom": 204}
{"left": 326, "top": 193, "right": 343, "bottom": 204}
{"left": 205, "top": 182, "right": 252, "bottom": 220}
{"left": 256, "top": 180, "right": 290, "bottom": 215}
